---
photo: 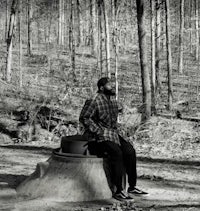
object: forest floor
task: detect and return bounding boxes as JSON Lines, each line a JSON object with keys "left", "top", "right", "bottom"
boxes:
{"left": 0, "top": 93, "right": 200, "bottom": 210}
{"left": 0, "top": 142, "right": 200, "bottom": 211}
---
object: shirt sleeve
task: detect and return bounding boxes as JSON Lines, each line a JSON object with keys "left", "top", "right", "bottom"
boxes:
{"left": 79, "top": 99, "right": 103, "bottom": 135}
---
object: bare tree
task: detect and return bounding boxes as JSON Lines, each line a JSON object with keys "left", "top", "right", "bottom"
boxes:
{"left": 97, "top": 0, "right": 103, "bottom": 76}
{"left": 46, "top": 1, "right": 54, "bottom": 50}
{"left": 76, "top": 0, "right": 82, "bottom": 47}
{"left": 155, "top": 0, "right": 161, "bottom": 94}
{"left": 27, "top": 0, "right": 32, "bottom": 55}
{"left": 189, "top": 0, "right": 193, "bottom": 54}
{"left": 5, "top": 0, "right": 8, "bottom": 41}
{"left": 69, "top": 0, "right": 73, "bottom": 51}
{"left": 178, "top": 0, "right": 184, "bottom": 74}
{"left": 59, "top": 0, "right": 64, "bottom": 45}
{"left": 18, "top": 0, "right": 22, "bottom": 87}
{"left": 69, "top": 0, "right": 76, "bottom": 80}
{"left": 6, "top": 0, "right": 18, "bottom": 82}
{"left": 165, "top": 0, "right": 173, "bottom": 110}
{"left": 37, "top": 21, "right": 41, "bottom": 47}
{"left": 113, "top": 0, "right": 119, "bottom": 100}
{"left": 90, "top": 0, "right": 98, "bottom": 55}
{"left": 195, "top": 0, "right": 199, "bottom": 60}
{"left": 102, "top": 0, "right": 111, "bottom": 78}
{"left": 111, "top": 0, "right": 118, "bottom": 49}
{"left": 136, "top": 0, "right": 151, "bottom": 121}
{"left": 151, "top": 0, "right": 156, "bottom": 114}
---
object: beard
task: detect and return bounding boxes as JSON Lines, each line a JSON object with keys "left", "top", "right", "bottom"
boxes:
{"left": 103, "top": 88, "right": 116, "bottom": 96}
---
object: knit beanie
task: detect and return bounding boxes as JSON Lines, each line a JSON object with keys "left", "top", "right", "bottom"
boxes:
{"left": 97, "top": 77, "right": 109, "bottom": 90}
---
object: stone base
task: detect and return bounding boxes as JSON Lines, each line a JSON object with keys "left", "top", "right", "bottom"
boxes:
{"left": 17, "top": 149, "right": 112, "bottom": 202}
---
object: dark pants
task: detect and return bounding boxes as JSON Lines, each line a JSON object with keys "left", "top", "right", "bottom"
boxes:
{"left": 88, "top": 136, "right": 137, "bottom": 192}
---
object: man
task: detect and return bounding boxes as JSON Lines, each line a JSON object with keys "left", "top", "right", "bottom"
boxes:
{"left": 79, "top": 77, "right": 147, "bottom": 201}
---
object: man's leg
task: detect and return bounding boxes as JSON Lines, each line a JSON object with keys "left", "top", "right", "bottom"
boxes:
{"left": 90, "top": 141, "right": 124, "bottom": 193}
{"left": 119, "top": 136, "right": 148, "bottom": 195}
{"left": 119, "top": 136, "right": 137, "bottom": 189}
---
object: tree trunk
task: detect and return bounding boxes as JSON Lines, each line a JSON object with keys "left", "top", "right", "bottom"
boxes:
{"left": 102, "top": 0, "right": 111, "bottom": 78}
{"left": 46, "top": 1, "right": 53, "bottom": 50}
{"left": 178, "top": 0, "right": 184, "bottom": 74}
{"left": 155, "top": 0, "right": 161, "bottom": 94}
{"left": 27, "top": 0, "right": 32, "bottom": 55}
{"left": 70, "top": 0, "right": 76, "bottom": 81}
{"left": 111, "top": 0, "right": 115, "bottom": 48}
{"left": 97, "top": 0, "right": 103, "bottom": 77}
{"left": 189, "top": 0, "right": 193, "bottom": 54}
{"left": 195, "top": 0, "right": 199, "bottom": 60}
{"left": 18, "top": 0, "right": 22, "bottom": 87}
{"left": 90, "top": 0, "right": 98, "bottom": 56}
{"left": 151, "top": 0, "right": 156, "bottom": 114}
{"left": 136, "top": 0, "right": 151, "bottom": 121}
{"left": 165, "top": 0, "right": 173, "bottom": 110}
{"left": 6, "top": 0, "right": 18, "bottom": 83}
{"left": 69, "top": 1, "right": 72, "bottom": 51}
{"left": 37, "top": 21, "right": 41, "bottom": 46}
{"left": 5, "top": 0, "right": 8, "bottom": 42}
{"left": 76, "top": 0, "right": 82, "bottom": 47}
{"left": 113, "top": 0, "right": 119, "bottom": 100}
{"left": 80, "top": 0, "right": 87, "bottom": 46}
{"left": 59, "top": 0, "right": 64, "bottom": 45}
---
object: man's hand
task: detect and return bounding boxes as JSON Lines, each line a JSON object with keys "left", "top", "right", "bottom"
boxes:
{"left": 96, "top": 130, "right": 104, "bottom": 142}
{"left": 118, "top": 102, "right": 124, "bottom": 113}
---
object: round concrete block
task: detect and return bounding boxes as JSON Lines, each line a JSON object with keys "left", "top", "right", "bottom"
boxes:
{"left": 17, "top": 149, "right": 112, "bottom": 202}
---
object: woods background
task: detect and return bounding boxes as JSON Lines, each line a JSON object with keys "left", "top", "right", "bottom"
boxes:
{"left": 0, "top": 0, "right": 200, "bottom": 144}
{"left": 1, "top": 2, "right": 200, "bottom": 210}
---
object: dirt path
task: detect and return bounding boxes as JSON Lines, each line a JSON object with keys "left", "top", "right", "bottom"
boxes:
{"left": 0, "top": 145, "right": 200, "bottom": 211}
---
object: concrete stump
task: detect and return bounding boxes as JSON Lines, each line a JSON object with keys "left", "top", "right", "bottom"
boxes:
{"left": 17, "top": 148, "right": 112, "bottom": 202}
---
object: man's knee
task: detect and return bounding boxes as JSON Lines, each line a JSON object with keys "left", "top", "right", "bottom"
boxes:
{"left": 87, "top": 141, "right": 105, "bottom": 157}
{"left": 125, "top": 146, "right": 136, "bottom": 158}
{"left": 105, "top": 142, "right": 123, "bottom": 160}
{"left": 131, "top": 147, "right": 136, "bottom": 156}
{"left": 112, "top": 147, "right": 123, "bottom": 159}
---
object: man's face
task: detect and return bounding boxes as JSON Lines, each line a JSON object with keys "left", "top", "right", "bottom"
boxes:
{"left": 104, "top": 81, "right": 112, "bottom": 91}
{"left": 103, "top": 81, "right": 115, "bottom": 96}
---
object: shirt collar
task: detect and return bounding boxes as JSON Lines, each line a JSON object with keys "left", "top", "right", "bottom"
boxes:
{"left": 97, "top": 92, "right": 111, "bottom": 101}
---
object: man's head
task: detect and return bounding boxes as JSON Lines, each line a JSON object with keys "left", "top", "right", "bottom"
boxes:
{"left": 97, "top": 77, "right": 115, "bottom": 96}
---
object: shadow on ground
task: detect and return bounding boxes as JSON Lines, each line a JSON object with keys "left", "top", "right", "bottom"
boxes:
{"left": 0, "top": 145, "right": 53, "bottom": 154}
{"left": 0, "top": 173, "right": 28, "bottom": 189}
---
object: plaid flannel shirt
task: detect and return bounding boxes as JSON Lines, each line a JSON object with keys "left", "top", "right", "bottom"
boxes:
{"left": 79, "top": 92, "right": 120, "bottom": 145}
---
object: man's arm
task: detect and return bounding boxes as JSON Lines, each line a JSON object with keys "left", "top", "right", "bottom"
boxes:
{"left": 79, "top": 99, "right": 103, "bottom": 136}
